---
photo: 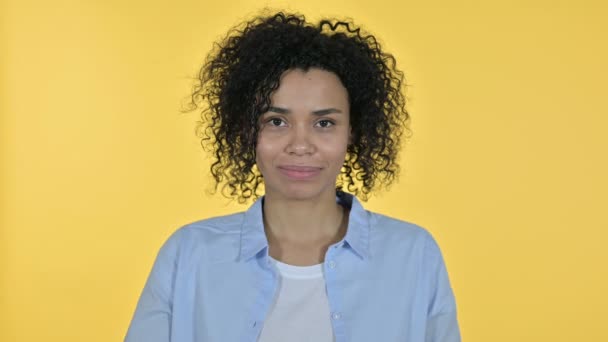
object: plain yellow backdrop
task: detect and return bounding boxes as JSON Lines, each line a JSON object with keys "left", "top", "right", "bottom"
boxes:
{"left": 2, "top": 0, "right": 607, "bottom": 341}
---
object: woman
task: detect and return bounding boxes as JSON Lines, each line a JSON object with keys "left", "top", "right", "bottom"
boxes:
{"left": 125, "top": 11, "right": 460, "bottom": 342}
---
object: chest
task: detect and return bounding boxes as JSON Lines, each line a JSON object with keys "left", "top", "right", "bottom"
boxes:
{"left": 169, "top": 249, "right": 429, "bottom": 342}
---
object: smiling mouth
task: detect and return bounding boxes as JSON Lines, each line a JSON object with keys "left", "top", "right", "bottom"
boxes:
{"left": 277, "top": 165, "right": 322, "bottom": 179}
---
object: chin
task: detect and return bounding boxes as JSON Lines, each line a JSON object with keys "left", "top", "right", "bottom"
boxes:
{"left": 266, "top": 183, "right": 333, "bottom": 202}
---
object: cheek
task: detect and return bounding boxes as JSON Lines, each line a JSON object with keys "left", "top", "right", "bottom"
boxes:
{"left": 255, "top": 137, "right": 278, "bottom": 166}
{"left": 320, "top": 143, "right": 349, "bottom": 166}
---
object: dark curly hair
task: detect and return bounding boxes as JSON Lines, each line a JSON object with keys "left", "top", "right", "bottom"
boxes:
{"left": 185, "top": 11, "right": 410, "bottom": 203}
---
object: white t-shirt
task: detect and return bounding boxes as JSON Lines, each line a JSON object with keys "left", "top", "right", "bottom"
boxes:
{"left": 257, "top": 257, "right": 335, "bottom": 342}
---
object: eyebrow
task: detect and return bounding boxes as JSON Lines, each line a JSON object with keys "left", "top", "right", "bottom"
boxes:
{"left": 268, "top": 106, "right": 343, "bottom": 115}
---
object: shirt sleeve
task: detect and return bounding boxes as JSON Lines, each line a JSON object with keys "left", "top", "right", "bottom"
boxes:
{"left": 124, "top": 229, "right": 182, "bottom": 342}
{"left": 423, "top": 233, "right": 461, "bottom": 342}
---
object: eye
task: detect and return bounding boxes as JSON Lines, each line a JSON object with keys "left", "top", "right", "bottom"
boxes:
{"left": 266, "top": 117, "right": 286, "bottom": 127}
{"left": 316, "top": 119, "right": 335, "bottom": 128}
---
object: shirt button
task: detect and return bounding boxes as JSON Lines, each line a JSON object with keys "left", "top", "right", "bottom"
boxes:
{"left": 328, "top": 260, "right": 337, "bottom": 269}
{"left": 332, "top": 312, "right": 342, "bottom": 320}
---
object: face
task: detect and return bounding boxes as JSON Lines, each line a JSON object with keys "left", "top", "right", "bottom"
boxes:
{"left": 255, "top": 68, "right": 351, "bottom": 202}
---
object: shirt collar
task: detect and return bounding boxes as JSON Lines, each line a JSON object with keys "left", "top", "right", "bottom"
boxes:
{"left": 238, "top": 191, "right": 371, "bottom": 262}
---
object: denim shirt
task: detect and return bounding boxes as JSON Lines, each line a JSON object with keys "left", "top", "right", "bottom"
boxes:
{"left": 125, "top": 192, "right": 461, "bottom": 342}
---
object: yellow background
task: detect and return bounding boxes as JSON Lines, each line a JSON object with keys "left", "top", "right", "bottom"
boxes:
{"left": 2, "top": 0, "right": 607, "bottom": 341}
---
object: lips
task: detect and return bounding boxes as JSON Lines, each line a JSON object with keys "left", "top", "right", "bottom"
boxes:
{"left": 277, "top": 165, "right": 322, "bottom": 180}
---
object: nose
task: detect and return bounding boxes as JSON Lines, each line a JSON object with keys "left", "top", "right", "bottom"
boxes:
{"left": 285, "top": 124, "right": 315, "bottom": 156}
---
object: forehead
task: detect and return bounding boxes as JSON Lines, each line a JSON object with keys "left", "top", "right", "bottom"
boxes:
{"left": 270, "top": 68, "right": 350, "bottom": 109}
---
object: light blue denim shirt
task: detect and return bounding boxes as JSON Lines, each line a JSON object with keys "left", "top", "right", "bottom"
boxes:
{"left": 125, "top": 192, "right": 460, "bottom": 342}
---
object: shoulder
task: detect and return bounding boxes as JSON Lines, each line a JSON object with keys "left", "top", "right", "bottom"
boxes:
{"left": 368, "top": 211, "right": 433, "bottom": 242}
{"left": 158, "top": 211, "right": 247, "bottom": 259}
{"left": 178, "top": 211, "right": 246, "bottom": 237}
{"left": 366, "top": 210, "right": 442, "bottom": 258}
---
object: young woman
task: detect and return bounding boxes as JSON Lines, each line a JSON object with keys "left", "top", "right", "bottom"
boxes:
{"left": 125, "top": 11, "right": 460, "bottom": 342}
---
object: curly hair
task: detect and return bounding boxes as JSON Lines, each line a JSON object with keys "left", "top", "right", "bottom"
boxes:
{"left": 186, "top": 11, "right": 410, "bottom": 203}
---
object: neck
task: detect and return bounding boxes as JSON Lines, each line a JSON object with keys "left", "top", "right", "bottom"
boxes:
{"left": 262, "top": 191, "right": 345, "bottom": 244}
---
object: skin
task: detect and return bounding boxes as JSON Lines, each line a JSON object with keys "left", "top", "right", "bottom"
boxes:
{"left": 255, "top": 68, "right": 352, "bottom": 266}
